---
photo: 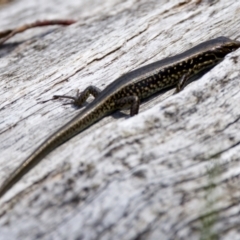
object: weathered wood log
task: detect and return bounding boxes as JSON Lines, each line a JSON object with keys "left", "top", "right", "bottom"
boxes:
{"left": 0, "top": 0, "right": 240, "bottom": 239}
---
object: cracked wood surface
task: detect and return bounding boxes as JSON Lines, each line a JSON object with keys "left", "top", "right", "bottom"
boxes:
{"left": 0, "top": 0, "right": 240, "bottom": 239}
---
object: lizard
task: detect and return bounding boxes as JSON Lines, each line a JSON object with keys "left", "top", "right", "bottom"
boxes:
{"left": 0, "top": 36, "right": 239, "bottom": 198}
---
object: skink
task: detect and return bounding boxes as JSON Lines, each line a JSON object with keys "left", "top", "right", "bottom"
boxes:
{"left": 1, "top": 36, "right": 239, "bottom": 198}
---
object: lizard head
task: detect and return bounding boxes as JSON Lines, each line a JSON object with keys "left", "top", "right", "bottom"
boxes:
{"left": 217, "top": 37, "right": 240, "bottom": 54}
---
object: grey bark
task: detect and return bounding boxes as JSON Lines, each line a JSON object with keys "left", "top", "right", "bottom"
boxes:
{"left": 0, "top": 0, "right": 240, "bottom": 239}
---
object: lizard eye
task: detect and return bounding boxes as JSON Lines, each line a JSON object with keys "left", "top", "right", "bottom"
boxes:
{"left": 229, "top": 46, "right": 236, "bottom": 51}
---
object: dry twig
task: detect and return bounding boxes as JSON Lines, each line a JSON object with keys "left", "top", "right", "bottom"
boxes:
{"left": 0, "top": 19, "right": 76, "bottom": 45}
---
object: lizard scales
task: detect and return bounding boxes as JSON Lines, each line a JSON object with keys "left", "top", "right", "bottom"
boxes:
{"left": 0, "top": 36, "right": 239, "bottom": 198}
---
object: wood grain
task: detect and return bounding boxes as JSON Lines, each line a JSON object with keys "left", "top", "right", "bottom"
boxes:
{"left": 0, "top": 0, "right": 240, "bottom": 239}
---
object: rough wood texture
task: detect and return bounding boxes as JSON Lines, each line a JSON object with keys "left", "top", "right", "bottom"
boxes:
{"left": 0, "top": 0, "right": 240, "bottom": 239}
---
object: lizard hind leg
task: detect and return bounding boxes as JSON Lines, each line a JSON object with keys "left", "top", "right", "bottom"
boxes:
{"left": 115, "top": 95, "right": 140, "bottom": 116}
{"left": 175, "top": 74, "right": 191, "bottom": 93}
{"left": 53, "top": 85, "right": 101, "bottom": 107}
